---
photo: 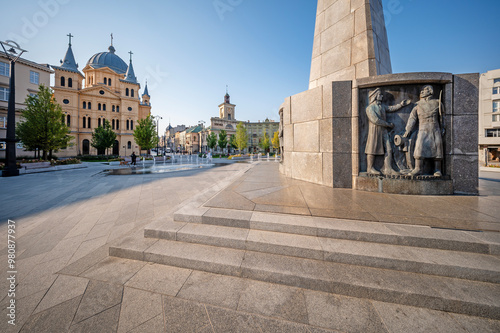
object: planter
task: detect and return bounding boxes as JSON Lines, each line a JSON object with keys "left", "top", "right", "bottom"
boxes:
{"left": 20, "top": 161, "right": 51, "bottom": 169}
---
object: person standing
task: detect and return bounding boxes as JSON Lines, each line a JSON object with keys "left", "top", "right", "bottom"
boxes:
{"left": 131, "top": 152, "right": 137, "bottom": 166}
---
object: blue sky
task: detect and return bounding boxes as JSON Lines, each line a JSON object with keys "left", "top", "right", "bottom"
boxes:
{"left": 1, "top": 0, "right": 499, "bottom": 131}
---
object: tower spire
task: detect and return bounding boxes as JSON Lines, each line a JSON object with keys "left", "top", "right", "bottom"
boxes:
{"left": 110, "top": 33, "right": 113, "bottom": 46}
{"left": 59, "top": 33, "right": 78, "bottom": 71}
{"left": 124, "top": 50, "right": 137, "bottom": 83}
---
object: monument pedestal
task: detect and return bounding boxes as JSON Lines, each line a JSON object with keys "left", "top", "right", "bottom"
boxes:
{"left": 354, "top": 173, "right": 454, "bottom": 195}
{"left": 280, "top": 72, "right": 479, "bottom": 195}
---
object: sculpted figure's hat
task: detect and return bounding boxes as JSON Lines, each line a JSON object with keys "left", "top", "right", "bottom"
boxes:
{"left": 369, "top": 88, "right": 382, "bottom": 102}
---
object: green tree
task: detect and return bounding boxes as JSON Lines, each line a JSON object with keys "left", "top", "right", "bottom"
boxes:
{"left": 229, "top": 134, "right": 237, "bottom": 150}
{"left": 272, "top": 130, "right": 280, "bottom": 151}
{"left": 91, "top": 120, "right": 116, "bottom": 155}
{"left": 16, "top": 84, "right": 72, "bottom": 160}
{"left": 235, "top": 122, "right": 248, "bottom": 153}
{"left": 133, "top": 115, "right": 158, "bottom": 153}
{"left": 207, "top": 132, "right": 217, "bottom": 152}
{"left": 259, "top": 129, "right": 270, "bottom": 153}
{"left": 218, "top": 129, "right": 228, "bottom": 152}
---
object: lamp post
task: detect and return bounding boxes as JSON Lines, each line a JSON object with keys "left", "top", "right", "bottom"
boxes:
{"left": 1, "top": 40, "right": 27, "bottom": 177}
{"left": 154, "top": 115, "right": 162, "bottom": 156}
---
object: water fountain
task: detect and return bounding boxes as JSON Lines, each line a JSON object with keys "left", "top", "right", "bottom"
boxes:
{"left": 267, "top": 153, "right": 269, "bottom": 162}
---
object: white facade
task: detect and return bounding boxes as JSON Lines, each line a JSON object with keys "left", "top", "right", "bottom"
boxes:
{"left": 479, "top": 69, "right": 500, "bottom": 165}
{"left": 0, "top": 52, "right": 53, "bottom": 159}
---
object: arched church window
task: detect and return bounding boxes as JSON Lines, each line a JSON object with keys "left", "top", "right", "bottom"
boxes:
{"left": 131, "top": 89, "right": 134, "bottom": 97}
{"left": 98, "top": 103, "right": 101, "bottom": 111}
{"left": 104, "top": 77, "right": 107, "bottom": 85}
{"left": 108, "top": 78, "right": 112, "bottom": 86}
{"left": 103, "top": 104, "right": 106, "bottom": 111}
{"left": 126, "top": 88, "right": 129, "bottom": 96}
{"left": 68, "top": 78, "right": 73, "bottom": 88}
{"left": 66, "top": 115, "right": 71, "bottom": 126}
{"left": 61, "top": 76, "right": 65, "bottom": 86}
{"left": 82, "top": 116, "right": 86, "bottom": 128}
{"left": 88, "top": 102, "right": 92, "bottom": 109}
{"left": 83, "top": 101, "right": 86, "bottom": 109}
{"left": 88, "top": 117, "right": 91, "bottom": 128}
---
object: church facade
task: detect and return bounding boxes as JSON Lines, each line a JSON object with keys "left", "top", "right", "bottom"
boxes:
{"left": 52, "top": 35, "right": 151, "bottom": 157}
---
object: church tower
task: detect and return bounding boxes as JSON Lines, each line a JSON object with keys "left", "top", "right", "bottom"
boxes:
{"left": 218, "top": 87, "right": 236, "bottom": 121}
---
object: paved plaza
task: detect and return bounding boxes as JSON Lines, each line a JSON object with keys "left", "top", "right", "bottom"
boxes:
{"left": 0, "top": 161, "right": 499, "bottom": 332}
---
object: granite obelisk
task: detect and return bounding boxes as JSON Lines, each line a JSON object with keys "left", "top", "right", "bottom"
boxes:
{"left": 309, "top": 0, "right": 392, "bottom": 89}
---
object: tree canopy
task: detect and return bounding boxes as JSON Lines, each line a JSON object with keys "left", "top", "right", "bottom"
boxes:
{"left": 259, "top": 129, "right": 270, "bottom": 153}
{"left": 207, "top": 132, "right": 217, "bottom": 151}
{"left": 235, "top": 122, "right": 248, "bottom": 153}
{"left": 16, "top": 84, "right": 72, "bottom": 159}
{"left": 218, "top": 129, "right": 228, "bottom": 152}
{"left": 229, "top": 134, "right": 237, "bottom": 149}
{"left": 272, "top": 131, "right": 280, "bottom": 151}
{"left": 133, "top": 115, "right": 158, "bottom": 152}
{"left": 91, "top": 120, "right": 116, "bottom": 155}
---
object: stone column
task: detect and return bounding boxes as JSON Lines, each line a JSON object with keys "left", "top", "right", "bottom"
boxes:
{"left": 309, "top": 0, "right": 392, "bottom": 89}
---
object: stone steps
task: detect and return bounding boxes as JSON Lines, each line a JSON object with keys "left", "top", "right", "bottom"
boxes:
{"left": 109, "top": 209, "right": 500, "bottom": 320}
{"left": 110, "top": 237, "right": 500, "bottom": 320}
{"left": 142, "top": 220, "right": 500, "bottom": 283}
{"left": 173, "top": 207, "right": 500, "bottom": 255}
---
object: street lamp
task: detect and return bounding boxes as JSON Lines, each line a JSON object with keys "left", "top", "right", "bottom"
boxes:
{"left": 1, "top": 40, "right": 27, "bottom": 177}
{"left": 154, "top": 115, "right": 162, "bottom": 156}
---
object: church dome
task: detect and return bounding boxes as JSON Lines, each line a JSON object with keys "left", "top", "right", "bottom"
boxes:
{"left": 86, "top": 46, "right": 128, "bottom": 74}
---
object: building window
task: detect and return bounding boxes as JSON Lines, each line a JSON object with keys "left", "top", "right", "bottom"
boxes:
{"left": 88, "top": 117, "right": 91, "bottom": 128}
{"left": 83, "top": 101, "right": 87, "bottom": 109}
{"left": 98, "top": 118, "right": 101, "bottom": 127}
{"left": 494, "top": 78, "right": 500, "bottom": 84}
{"left": 486, "top": 129, "right": 500, "bottom": 137}
{"left": 68, "top": 77, "right": 73, "bottom": 88}
{"left": 66, "top": 114, "right": 71, "bottom": 126}
{"left": 108, "top": 78, "right": 111, "bottom": 86}
{"left": 112, "top": 119, "right": 115, "bottom": 129}
{"left": 83, "top": 116, "right": 86, "bottom": 128}
{"left": 116, "top": 106, "right": 119, "bottom": 112}
{"left": 98, "top": 103, "right": 101, "bottom": 111}
{"left": 128, "top": 141, "right": 131, "bottom": 149}
{"left": 116, "top": 119, "right": 119, "bottom": 130}
{"left": 493, "top": 114, "right": 499, "bottom": 122}
{"left": 228, "top": 114, "right": 231, "bottom": 120}
{"left": 493, "top": 101, "right": 499, "bottom": 113}
{"left": 112, "top": 105, "right": 115, "bottom": 112}
{"left": 61, "top": 76, "right": 65, "bottom": 86}
{"left": 103, "top": 104, "right": 106, "bottom": 111}
{"left": 131, "top": 120, "right": 134, "bottom": 130}
{"left": 104, "top": 77, "right": 107, "bottom": 85}
{"left": 493, "top": 87, "right": 499, "bottom": 95}
{"left": 0, "top": 87, "right": 9, "bottom": 101}
{"left": 0, "top": 116, "right": 6, "bottom": 128}
{"left": 88, "top": 102, "right": 92, "bottom": 110}
{"left": 126, "top": 119, "right": 129, "bottom": 130}
{"left": 0, "top": 62, "right": 9, "bottom": 77}
{"left": 30, "top": 71, "right": 39, "bottom": 84}
{"left": 131, "top": 89, "right": 134, "bottom": 97}
{"left": 126, "top": 88, "right": 129, "bottom": 96}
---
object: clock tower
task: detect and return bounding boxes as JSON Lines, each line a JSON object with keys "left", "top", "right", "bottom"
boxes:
{"left": 219, "top": 88, "right": 235, "bottom": 121}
